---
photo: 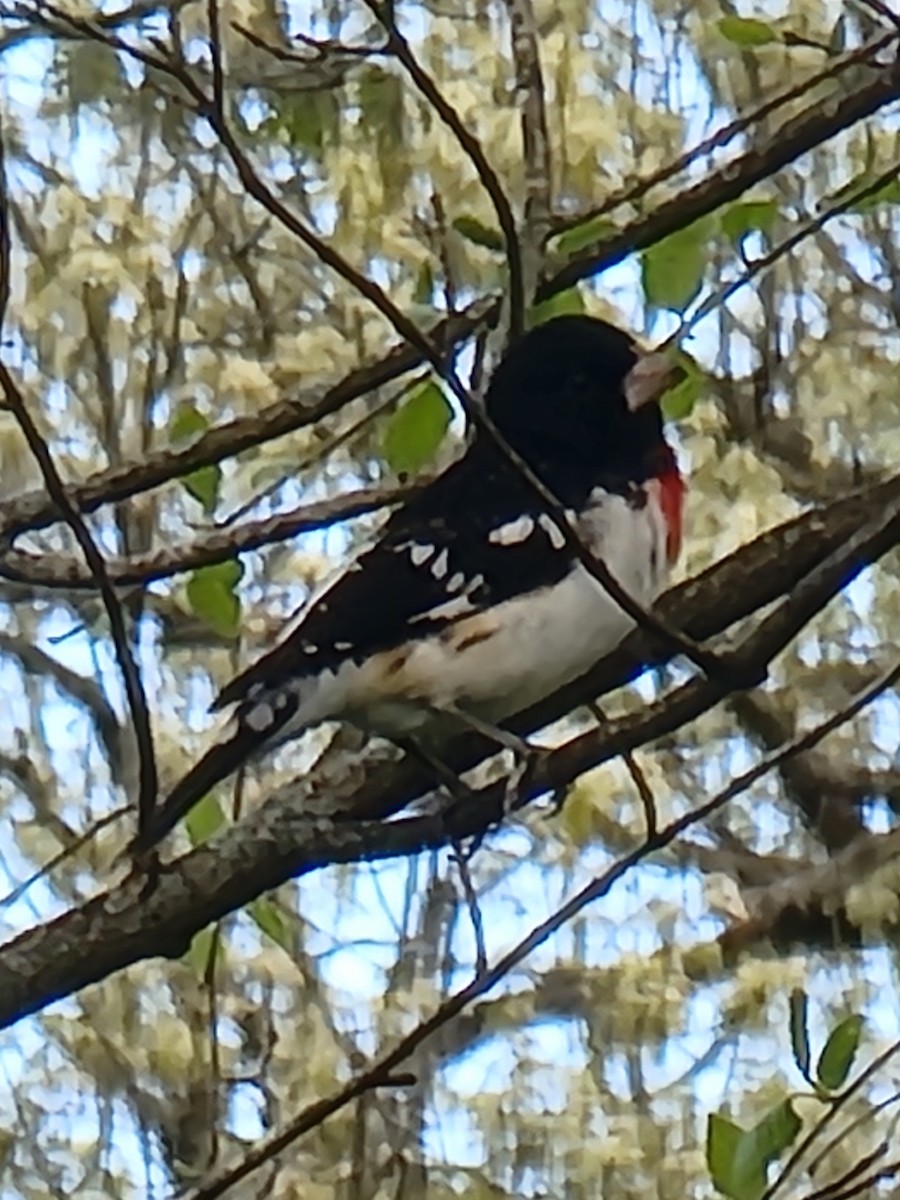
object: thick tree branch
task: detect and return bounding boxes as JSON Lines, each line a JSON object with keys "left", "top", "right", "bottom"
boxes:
{"left": 0, "top": 476, "right": 898, "bottom": 1030}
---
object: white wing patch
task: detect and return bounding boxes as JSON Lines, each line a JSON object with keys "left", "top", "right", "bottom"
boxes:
{"left": 409, "top": 543, "right": 435, "bottom": 567}
{"left": 409, "top": 593, "right": 477, "bottom": 625}
{"left": 488, "top": 514, "right": 535, "bottom": 546}
{"left": 408, "top": 571, "right": 485, "bottom": 627}
{"left": 431, "top": 548, "right": 450, "bottom": 579}
{"left": 537, "top": 512, "right": 567, "bottom": 550}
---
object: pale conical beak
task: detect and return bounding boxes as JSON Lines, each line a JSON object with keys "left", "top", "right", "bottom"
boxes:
{"left": 624, "top": 351, "right": 684, "bottom": 412}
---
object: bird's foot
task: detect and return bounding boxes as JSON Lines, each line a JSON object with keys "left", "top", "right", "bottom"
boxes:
{"left": 501, "top": 741, "right": 545, "bottom": 814}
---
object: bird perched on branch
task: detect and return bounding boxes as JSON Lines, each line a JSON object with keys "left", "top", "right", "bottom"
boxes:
{"left": 132, "top": 315, "right": 684, "bottom": 852}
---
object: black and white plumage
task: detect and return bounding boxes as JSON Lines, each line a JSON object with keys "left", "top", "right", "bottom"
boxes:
{"left": 132, "top": 315, "right": 685, "bottom": 850}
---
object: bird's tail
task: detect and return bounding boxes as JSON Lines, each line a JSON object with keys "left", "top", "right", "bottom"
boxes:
{"left": 128, "top": 721, "right": 273, "bottom": 854}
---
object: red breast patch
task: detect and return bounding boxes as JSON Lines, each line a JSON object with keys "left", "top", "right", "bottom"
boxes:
{"left": 657, "top": 466, "right": 685, "bottom": 565}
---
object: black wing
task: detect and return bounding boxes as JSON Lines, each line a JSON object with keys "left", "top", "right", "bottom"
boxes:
{"left": 214, "top": 442, "right": 585, "bottom": 709}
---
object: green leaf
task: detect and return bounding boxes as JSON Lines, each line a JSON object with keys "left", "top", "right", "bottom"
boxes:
{"left": 662, "top": 352, "right": 703, "bottom": 421}
{"left": 718, "top": 16, "right": 778, "bottom": 46}
{"left": 65, "top": 42, "right": 124, "bottom": 109}
{"left": 789, "top": 989, "right": 811, "bottom": 1080}
{"left": 358, "top": 67, "right": 408, "bottom": 199}
{"left": 184, "top": 792, "right": 226, "bottom": 847}
{"left": 170, "top": 401, "right": 207, "bottom": 443}
{"left": 182, "top": 466, "right": 220, "bottom": 515}
{"left": 817, "top": 1015, "right": 863, "bottom": 1090}
{"left": 528, "top": 285, "right": 587, "bottom": 327}
{"left": 721, "top": 200, "right": 779, "bottom": 245}
{"left": 708, "top": 1114, "right": 763, "bottom": 1200}
{"left": 707, "top": 1103, "right": 800, "bottom": 1200}
{"left": 382, "top": 380, "right": 452, "bottom": 474}
{"left": 555, "top": 215, "right": 617, "bottom": 258}
{"left": 170, "top": 402, "right": 222, "bottom": 515}
{"left": 184, "top": 926, "right": 216, "bottom": 976}
{"left": 264, "top": 90, "right": 340, "bottom": 155}
{"left": 414, "top": 260, "right": 435, "bottom": 305}
{"left": 249, "top": 898, "right": 291, "bottom": 950}
{"left": 642, "top": 219, "right": 711, "bottom": 312}
{"left": 749, "top": 1101, "right": 802, "bottom": 1165}
{"left": 186, "top": 560, "right": 244, "bottom": 638}
{"left": 453, "top": 215, "right": 505, "bottom": 252}
{"left": 828, "top": 14, "right": 847, "bottom": 54}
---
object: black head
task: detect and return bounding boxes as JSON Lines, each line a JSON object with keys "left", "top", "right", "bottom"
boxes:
{"left": 484, "top": 315, "right": 672, "bottom": 485}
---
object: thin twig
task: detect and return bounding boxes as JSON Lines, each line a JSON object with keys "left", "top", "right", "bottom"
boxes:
{"left": 219, "top": 370, "right": 428, "bottom": 528}
{"left": 807, "top": 1089, "right": 900, "bottom": 1180}
{"left": 0, "top": 113, "right": 158, "bottom": 832}
{"left": 857, "top": 0, "right": 900, "bottom": 34}
{"left": 587, "top": 700, "right": 657, "bottom": 837}
{"left": 232, "top": 21, "right": 376, "bottom": 62}
{"left": 206, "top": 0, "right": 224, "bottom": 118}
{"left": 0, "top": 807, "right": 129, "bottom": 910}
{"left": 203, "top": 923, "right": 222, "bottom": 1168}
{"left": 451, "top": 841, "right": 487, "bottom": 977}
{"left": 809, "top": 1143, "right": 889, "bottom": 1200}
{"left": 802, "top": 1154, "right": 900, "bottom": 1200}
{"left": 430, "top": 192, "right": 457, "bottom": 313}
{"left": 668, "top": 160, "right": 900, "bottom": 347}
{"left": 365, "top": 1, "right": 524, "bottom": 338}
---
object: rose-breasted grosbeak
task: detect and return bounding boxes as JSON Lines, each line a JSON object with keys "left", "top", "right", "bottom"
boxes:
{"left": 132, "top": 315, "right": 684, "bottom": 851}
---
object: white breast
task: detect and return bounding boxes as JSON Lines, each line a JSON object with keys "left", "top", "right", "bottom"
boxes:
{"left": 435, "top": 486, "right": 671, "bottom": 719}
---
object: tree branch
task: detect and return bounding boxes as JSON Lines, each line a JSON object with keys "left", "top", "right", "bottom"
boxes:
{"left": 0, "top": 481, "right": 430, "bottom": 588}
{"left": 506, "top": 0, "right": 550, "bottom": 329}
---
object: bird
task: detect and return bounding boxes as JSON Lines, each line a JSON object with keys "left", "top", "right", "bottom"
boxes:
{"left": 131, "top": 314, "right": 685, "bottom": 851}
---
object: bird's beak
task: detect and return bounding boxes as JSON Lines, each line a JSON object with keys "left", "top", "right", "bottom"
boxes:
{"left": 624, "top": 351, "right": 684, "bottom": 412}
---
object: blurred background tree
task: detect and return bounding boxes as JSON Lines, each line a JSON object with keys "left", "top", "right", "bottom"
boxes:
{"left": 0, "top": 0, "right": 900, "bottom": 1197}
